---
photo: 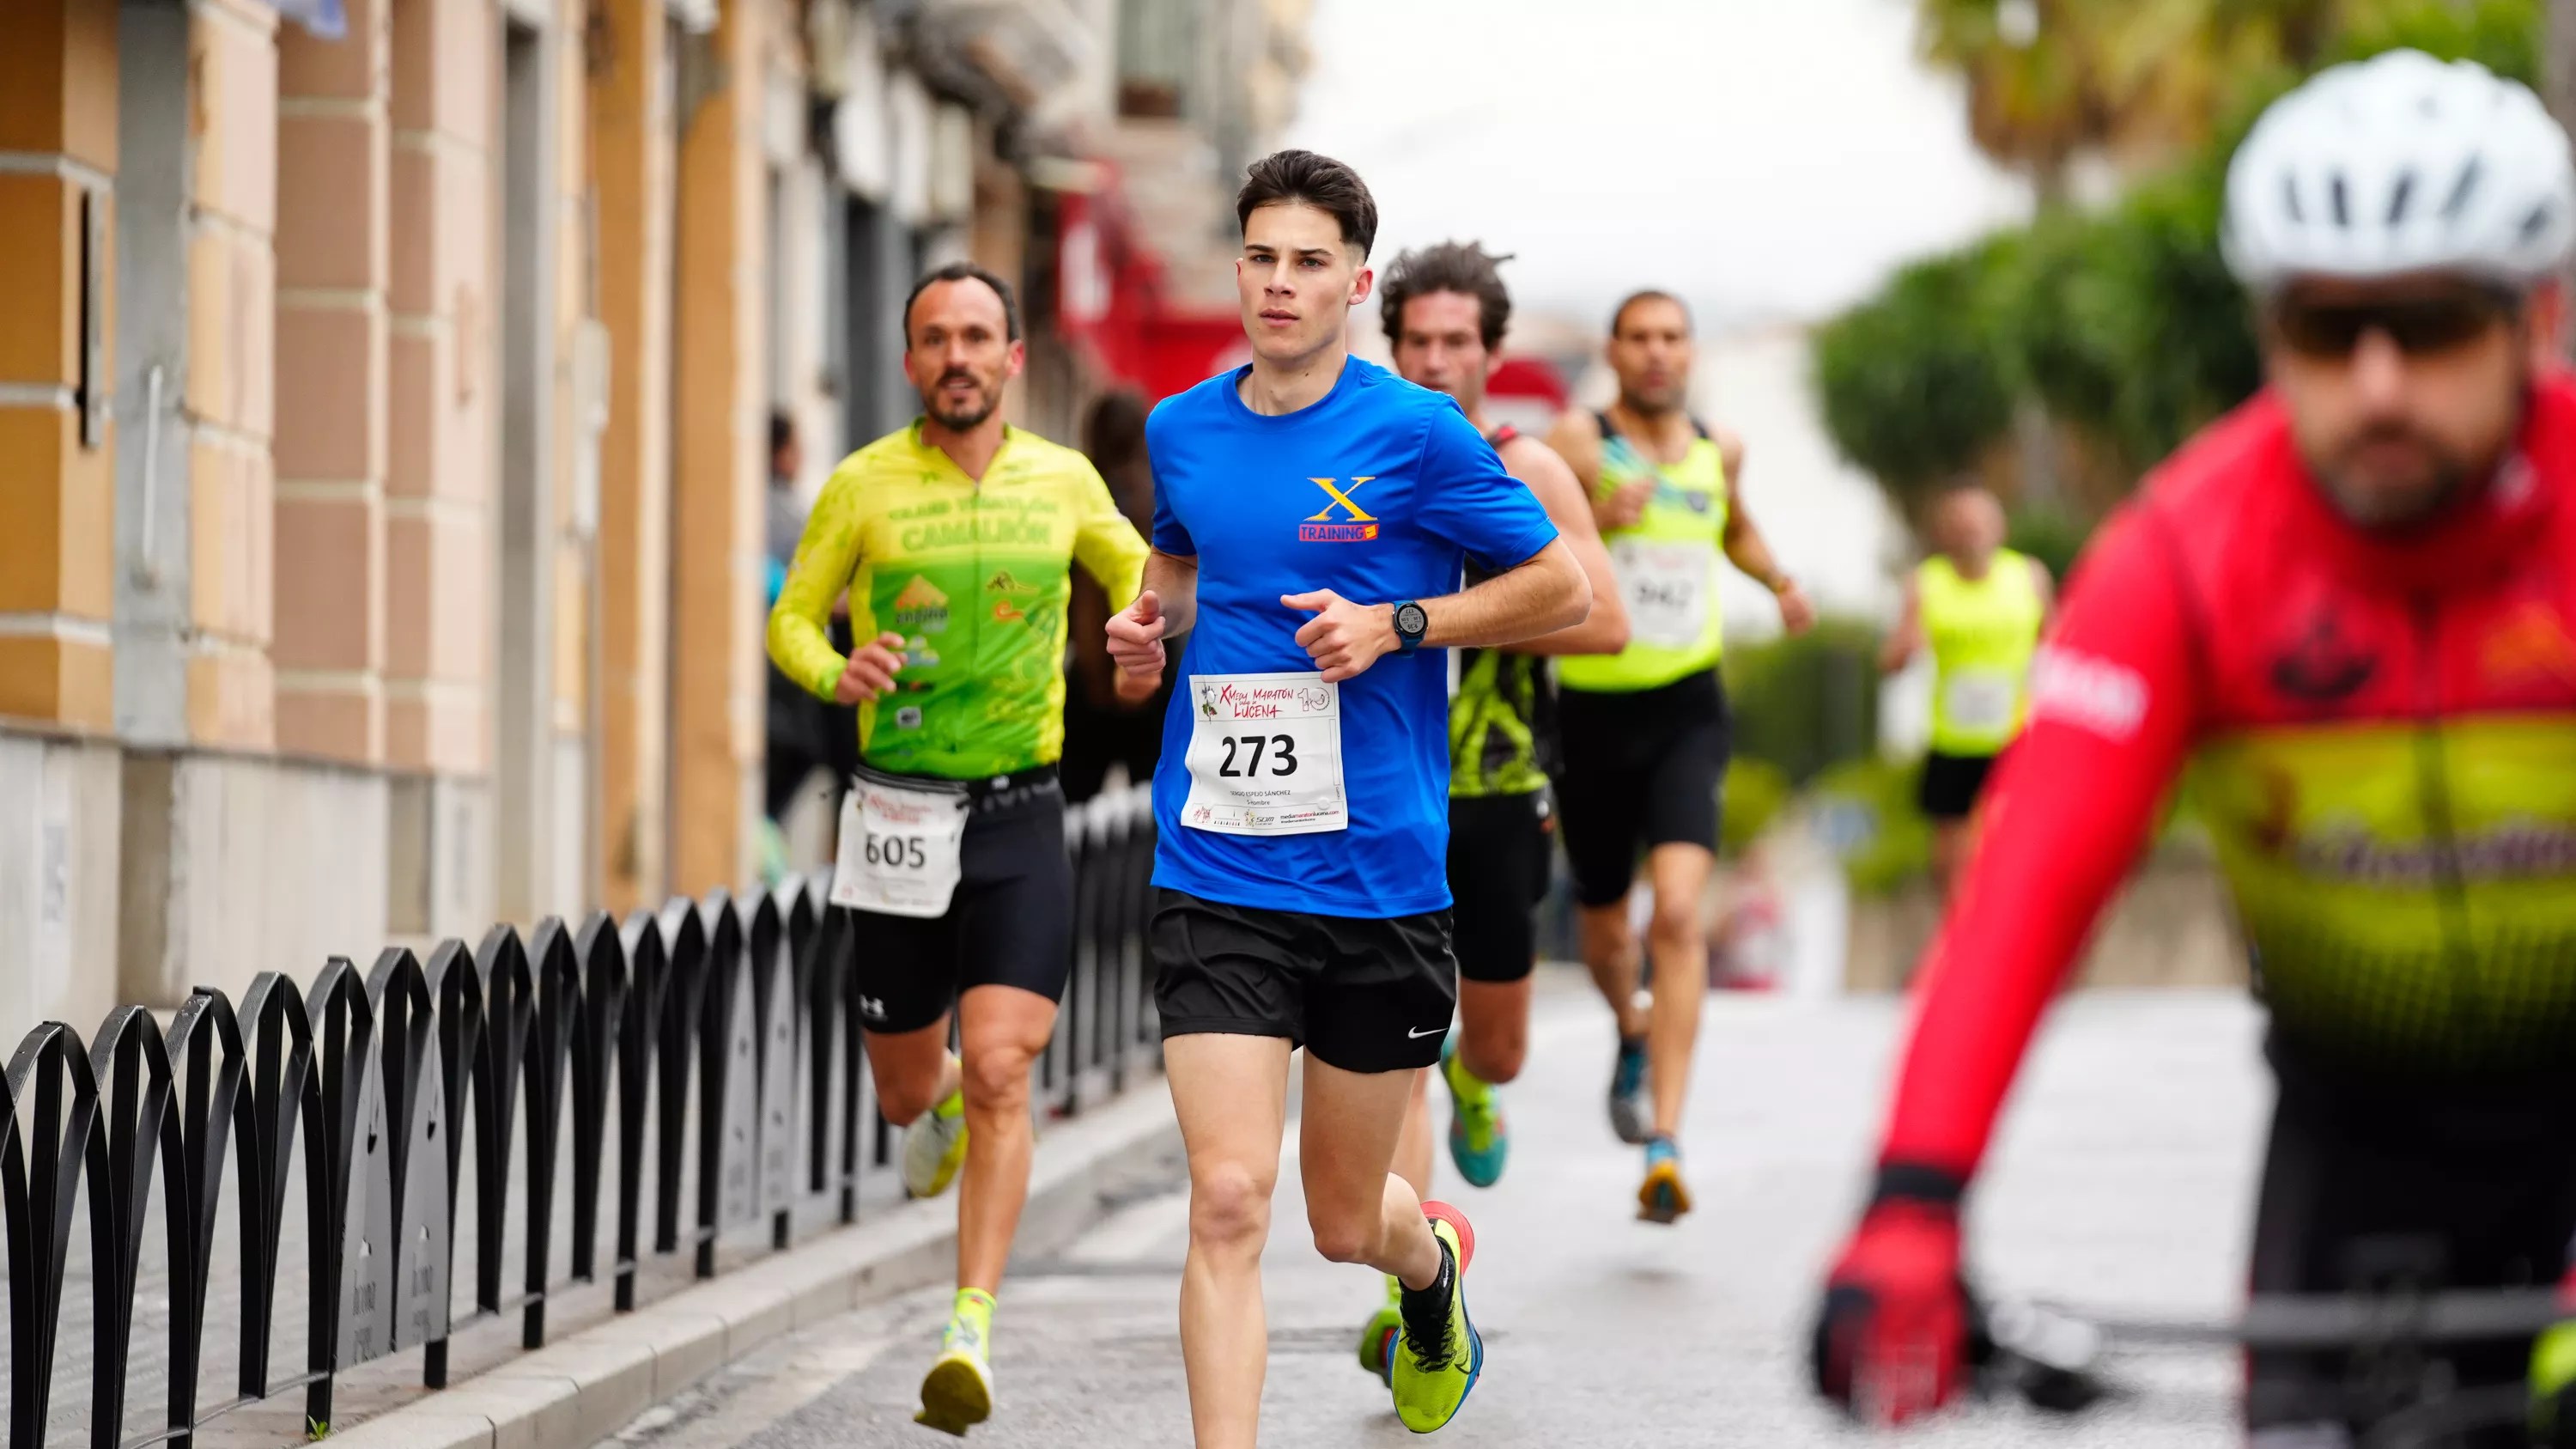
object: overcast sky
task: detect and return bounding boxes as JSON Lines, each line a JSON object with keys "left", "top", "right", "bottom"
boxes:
{"left": 1280, "top": 0, "right": 2033, "bottom": 334}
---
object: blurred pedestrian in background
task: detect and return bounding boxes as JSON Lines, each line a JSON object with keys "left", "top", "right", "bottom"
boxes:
{"left": 762, "top": 411, "right": 860, "bottom": 886}
{"left": 1060, "top": 391, "right": 1171, "bottom": 803}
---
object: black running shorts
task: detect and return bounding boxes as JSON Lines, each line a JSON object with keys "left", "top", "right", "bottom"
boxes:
{"left": 1446, "top": 790, "right": 1553, "bottom": 984}
{"left": 1555, "top": 671, "right": 1732, "bottom": 909}
{"left": 1151, "top": 889, "right": 1456, "bottom": 1074}
{"left": 848, "top": 770, "right": 1072, "bottom": 1036}
{"left": 2245, "top": 1062, "right": 2576, "bottom": 1439}
{"left": 1917, "top": 749, "right": 2002, "bottom": 822}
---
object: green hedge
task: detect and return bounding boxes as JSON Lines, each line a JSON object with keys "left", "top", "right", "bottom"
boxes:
{"left": 1722, "top": 618, "right": 1882, "bottom": 788}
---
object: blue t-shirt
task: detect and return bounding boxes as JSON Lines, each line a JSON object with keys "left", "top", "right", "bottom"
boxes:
{"left": 1147, "top": 357, "right": 1559, "bottom": 918}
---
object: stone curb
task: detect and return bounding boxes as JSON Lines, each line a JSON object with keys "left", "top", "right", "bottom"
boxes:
{"left": 319, "top": 1081, "right": 1181, "bottom": 1449}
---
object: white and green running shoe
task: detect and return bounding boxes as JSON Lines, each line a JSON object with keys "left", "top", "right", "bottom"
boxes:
{"left": 903, "top": 1059, "right": 969, "bottom": 1199}
{"left": 915, "top": 1288, "right": 995, "bottom": 1436}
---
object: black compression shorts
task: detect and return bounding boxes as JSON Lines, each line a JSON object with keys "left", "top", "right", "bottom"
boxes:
{"left": 1555, "top": 672, "right": 1731, "bottom": 909}
{"left": 2245, "top": 1062, "right": 2576, "bottom": 1440}
{"left": 1446, "top": 791, "right": 1553, "bottom": 983}
{"left": 1151, "top": 889, "right": 1456, "bottom": 1074}
{"left": 1917, "top": 749, "right": 2003, "bottom": 822}
{"left": 847, "top": 770, "right": 1072, "bottom": 1036}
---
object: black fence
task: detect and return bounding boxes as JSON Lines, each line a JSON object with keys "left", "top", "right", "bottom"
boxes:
{"left": 0, "top": 784, "right": 1159, "bottom": 1449}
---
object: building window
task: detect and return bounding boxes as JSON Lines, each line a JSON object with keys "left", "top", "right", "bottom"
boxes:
{"left": 1116, "top": 0, "right": 1193, "bottom": 119}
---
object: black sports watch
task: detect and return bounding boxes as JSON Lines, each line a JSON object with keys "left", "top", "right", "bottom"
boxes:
{"left": 1391, "top": 600, "right": 1429, "bottom": 655}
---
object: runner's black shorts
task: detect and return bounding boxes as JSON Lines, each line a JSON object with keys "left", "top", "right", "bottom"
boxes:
{"left": 846, "top": 769, "right": 1071, "bottom": 1036}
{"left": 1555, "top": 671, "right": 1731, "bottom": 909}
{"left": 1151, "top": 889, "right": 1456, "bottom": 1074}
{"left": 1447, "top": 790, "right": 1553, "bottom": 984}
{"left": 1917, "top": 748, "right": 2004, "bottom": 822}
{"left": 2245, "top": 1057, "right": 2576, "bottom": 1440}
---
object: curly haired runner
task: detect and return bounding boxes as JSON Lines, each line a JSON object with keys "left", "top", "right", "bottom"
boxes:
{"left": 1333, "top": 238, "right": 1633, "bottom": 1380}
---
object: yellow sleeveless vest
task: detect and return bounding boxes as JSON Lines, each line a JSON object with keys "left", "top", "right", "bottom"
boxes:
{"left": 1918, "top": 549, "right": 2044, "bottom": 756}
{"left": 1558, "top": 421, "right": 1729, "bottom": 694}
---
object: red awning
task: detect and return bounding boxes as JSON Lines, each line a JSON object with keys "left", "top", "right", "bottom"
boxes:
{"left": 1055, "top": 180, "right": 1245, "bottom": 404}
{"left": 1485, "top": 356, "right": 1568, "bottom": 410}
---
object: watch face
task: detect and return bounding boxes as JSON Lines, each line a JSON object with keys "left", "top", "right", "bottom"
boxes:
{"left": 1397, "top": 603, "right": 1428, "bottom": 637}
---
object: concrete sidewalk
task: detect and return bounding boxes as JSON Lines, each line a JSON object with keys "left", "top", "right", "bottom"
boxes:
{"left": 23, "top": 1049, "right": 1182, "bottom": 1449}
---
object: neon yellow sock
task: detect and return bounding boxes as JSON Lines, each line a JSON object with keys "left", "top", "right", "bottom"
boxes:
{"left": 1443, "top": 1048, "right": 1487, "bottom": 1100}
{"left": 933, "top": 1056, "right": 965, "bottom": 1120}
{"left": 950, "top": 1287, "right": 995, "bottom": 1348}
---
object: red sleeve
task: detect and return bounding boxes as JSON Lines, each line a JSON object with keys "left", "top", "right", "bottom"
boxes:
{"left": 1877, "top": 506, "right": 2203, "bottom": 1181}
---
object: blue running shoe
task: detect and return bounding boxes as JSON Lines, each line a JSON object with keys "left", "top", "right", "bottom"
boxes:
{"left": 1637, "top": 1135, "right": 1692, "bottom": 1225}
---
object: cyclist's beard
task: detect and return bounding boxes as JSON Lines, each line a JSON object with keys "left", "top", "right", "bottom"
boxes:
{"left": 2312, "top": 420, "right": 2491, "bottom": 529}
{"left": 925, "top": 371, "right": 999, "bottom": 432}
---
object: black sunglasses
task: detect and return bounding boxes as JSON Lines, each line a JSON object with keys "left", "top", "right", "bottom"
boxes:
{"left": 2268, "top": 289, "right": 2520, "bottom": 359}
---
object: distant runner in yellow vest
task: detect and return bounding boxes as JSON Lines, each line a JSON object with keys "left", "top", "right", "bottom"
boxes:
{"left": 1879, "top": 486, "right": 2053, "bottom": 898}
{"left": 1545, "top": 289, "right": 1814, "bottom": 1226}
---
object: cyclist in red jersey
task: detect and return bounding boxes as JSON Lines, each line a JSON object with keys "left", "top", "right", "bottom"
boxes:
{"left": 1810, "top": 50, "right": 2576, "bottom": 1447}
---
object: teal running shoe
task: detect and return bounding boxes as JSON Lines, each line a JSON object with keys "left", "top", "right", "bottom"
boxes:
{"left": 1442, "top": 1040, "right": 1509, "bottom": 1188}
{"left": 1608, "top": 1036, "right": 1650, "bottom": 1145}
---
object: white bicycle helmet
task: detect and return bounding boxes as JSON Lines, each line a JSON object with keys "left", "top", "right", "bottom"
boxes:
{"left": 2222, "top": 48, "right": 2576, "bottom": 290}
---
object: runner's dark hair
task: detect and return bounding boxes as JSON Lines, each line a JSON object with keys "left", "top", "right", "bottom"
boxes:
{"left": 1380, "top": 241, "right": 1516, "bottom": 352}
{"left": 1609, "top": 288, "right": 1693, "bottom": 338}
{"left": 903, "top": 260, "right": 1022, "bottom": 344}
{"left": 1236, "top": 149, "right": 1378, "bottom": 258}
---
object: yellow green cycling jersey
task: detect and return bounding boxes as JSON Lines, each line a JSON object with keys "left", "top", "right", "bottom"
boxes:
{"left": 767, "top": 421, "right": 1149, "bottom": 780}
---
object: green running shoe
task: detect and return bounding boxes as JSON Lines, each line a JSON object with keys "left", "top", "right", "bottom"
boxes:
{"left": 1441, "top": 1041, "right": 1508, "bottom": 1189}
{"left": 1390, "top": 1202, "right": 1484, "bottom": 1434}
{"left": 1358, "top": 1273, "right": 1402, "bottom": 1384}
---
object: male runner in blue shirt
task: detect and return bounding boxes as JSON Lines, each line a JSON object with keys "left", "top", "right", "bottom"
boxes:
{"left": 1105, "top": 150, "right": 1589, "bottom": 1445}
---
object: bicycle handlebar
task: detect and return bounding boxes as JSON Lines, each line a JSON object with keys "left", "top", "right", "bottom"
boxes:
{"left": 2050, "top": 1288, "right": 2567, "bottom": 1351}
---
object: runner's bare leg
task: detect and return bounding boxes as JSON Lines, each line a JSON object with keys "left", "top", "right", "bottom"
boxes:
{"left": 1300, "top": 1052, "right": 1443, "bottom": 1286}
{"left": 1393, "top": 1066, "right": 1435, "bottom": 1201}
{"left": 1579, "top": 898, "right": 1651, "bottom": 1039}
{"left": 862, "top": 1016, "right": 961, "bottom": 1126}
{"left": 1643, "top": 842, "right": 1715, "bottom": 1139}
{"left": 1167, "top": 1033, "right": 1291, "bottom": 1449}
{"left": 954, "top": 984, "right": 1058, "bottom": 1294}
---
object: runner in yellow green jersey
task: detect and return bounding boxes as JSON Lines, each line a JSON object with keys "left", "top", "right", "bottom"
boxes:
{"left": 767, "top": 262, "right": 1152, "bottom": 1438}
{"left": 1879, "top": 486, "right": 2054, "bottom": 899}
{"left": 1544, "top": 289, "right": 1814, "bottom": 1225}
